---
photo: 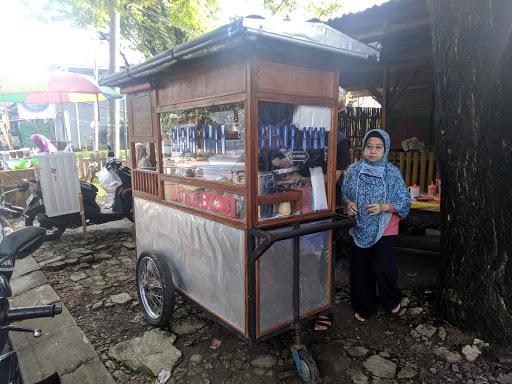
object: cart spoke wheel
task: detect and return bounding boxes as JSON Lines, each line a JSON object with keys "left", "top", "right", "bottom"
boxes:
{"left": 136, "top": 251, "right": 175, "bottom": 327}
{"left": 139, "top": 257, "right": 164, "bottom": 320}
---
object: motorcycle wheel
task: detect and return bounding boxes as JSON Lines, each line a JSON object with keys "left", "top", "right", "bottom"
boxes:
{"left": 25, "top": 206, "right": 66, "bottom": 241}
{"left": 122, "top": 192, "right": 134, "bottom": 222}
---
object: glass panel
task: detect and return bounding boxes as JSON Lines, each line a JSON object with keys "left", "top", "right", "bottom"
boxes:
{"left": 258, "top": 101, "right": 331, "bottom": 220}
{"left": 134, "top": 142, "right": 156, "bottom": 170}
{"left": 160, "top": 103, "right": 245, "bottom": 184}
{"left": 163, "top": 181, "right": 246, "bottom": 220}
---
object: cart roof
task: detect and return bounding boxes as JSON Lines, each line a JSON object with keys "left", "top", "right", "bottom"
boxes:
{"left": 101, "top": 17, "right": 380, "bottom": 88}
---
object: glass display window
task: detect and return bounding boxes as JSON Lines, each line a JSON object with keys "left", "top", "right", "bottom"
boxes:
{"left": 257, "top": 101, "right": 332, "bottom": 221}
{"left": 163, "top": 181, "right": 246, "bottom": 220}
{"left": 134, "top": 142, "right": 156, "bottom": 170}
{"left": 160, "top": 102, "right": 245, "bottom": 185}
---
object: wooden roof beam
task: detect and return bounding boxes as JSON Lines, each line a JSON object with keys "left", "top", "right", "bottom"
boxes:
{"left": 389, "top": 69, "right": 418, "bottom": 109}
{"left": 364, "top": 81, "right": 383, "bottom": 105}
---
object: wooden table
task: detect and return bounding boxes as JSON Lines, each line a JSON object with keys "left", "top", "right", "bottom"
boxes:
{"left": 411, "top": 200, "right": 440, "bottom": 212}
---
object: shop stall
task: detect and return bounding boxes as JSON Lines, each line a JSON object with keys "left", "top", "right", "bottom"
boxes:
{"left": 0, "top": 151, "right": 35, "bottom": 207}
{"left": 102, "top": 18, "right": 379, "bottom": 382}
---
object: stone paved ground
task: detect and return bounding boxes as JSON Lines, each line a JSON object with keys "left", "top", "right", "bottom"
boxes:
{"left": 27, "top": 220, "right": 512, "bottom": 384}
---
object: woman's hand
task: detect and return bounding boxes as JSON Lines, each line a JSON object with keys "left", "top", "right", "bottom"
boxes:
{"left": 367, "top": 203, "right": 390, "bottom": 216}
{"left": 346, "top": 200, "right": 358, "bottom": 216}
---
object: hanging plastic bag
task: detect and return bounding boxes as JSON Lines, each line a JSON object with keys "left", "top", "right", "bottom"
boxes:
{"left": 97, "top": 168, "right": 122, "bottom": 193}
{"left": 309, "top": 166, "right": 327, "bottom": 211}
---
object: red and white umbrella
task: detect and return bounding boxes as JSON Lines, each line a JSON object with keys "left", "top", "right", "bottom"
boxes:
{"left": 0, "top": 71, "right": 121, "bottom": 104}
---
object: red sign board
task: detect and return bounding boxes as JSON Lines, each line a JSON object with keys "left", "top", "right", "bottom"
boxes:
{"left": 167, "top": 184, "right": 237, "bottom": 217}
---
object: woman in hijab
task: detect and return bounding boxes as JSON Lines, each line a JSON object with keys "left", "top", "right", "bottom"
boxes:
{"left": 342, "top": 129, "right": 411, "bottom": 322}
{"left": 31, "top": 134, "right": 57, "bottom": 153}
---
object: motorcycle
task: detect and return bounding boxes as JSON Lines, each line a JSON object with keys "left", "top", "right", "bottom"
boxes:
{"left": 0, "top": 225, "right": 62, "bottom": 383}
{"left": 0, "top": 147, "right": 133, "bottom": 241}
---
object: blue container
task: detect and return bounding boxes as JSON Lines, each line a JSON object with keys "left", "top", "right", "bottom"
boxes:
{"left": 201, "top": 125, "right": 207, "bottom": 152}
{"left": 191, "top": 126, "right": 196, "bottom": 153}
{"left": 320, "top": 127, "right": 326, "bottom": 149}
{"left": 209, "top": 125, "right": 213, "bottom": 153}
{"left": 221, "top": 125, "right": 226, "bottom": 154}
{"left": 214, "top": 125, "right": 218, "bottom": 154}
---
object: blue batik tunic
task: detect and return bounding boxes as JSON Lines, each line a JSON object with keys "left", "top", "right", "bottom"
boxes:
{"left": 342, "top": 129, "right": 411, "bottom": 248}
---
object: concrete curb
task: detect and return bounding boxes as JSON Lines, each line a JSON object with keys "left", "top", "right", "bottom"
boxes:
{"left": 8, "top": 256, "right": 116, "bottom": 384}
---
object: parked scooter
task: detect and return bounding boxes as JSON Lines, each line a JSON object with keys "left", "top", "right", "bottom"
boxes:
{"left": 0, "top": 225, "right": 62, "bottom": 383}
{"left": 0, "top": 148, "right": 133, "bottom": 241}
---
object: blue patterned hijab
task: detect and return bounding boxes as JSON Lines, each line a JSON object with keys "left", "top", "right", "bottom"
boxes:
{"left": 342, "top": 129, "right": 411, "bottom": 248}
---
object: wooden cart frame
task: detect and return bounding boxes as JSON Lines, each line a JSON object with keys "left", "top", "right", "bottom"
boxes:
{"left": 103, "top": 18, "right": 377, "bottom": 359}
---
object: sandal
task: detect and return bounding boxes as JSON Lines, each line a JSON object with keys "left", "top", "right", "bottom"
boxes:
{"left": 314, "top": 314, "right": 333, "bottom": 331}
{"left": 391, "top": 303, "right": 401, "bottom": 314}
{"left": 354, "top": 313, "right": 366, "bottom": 322}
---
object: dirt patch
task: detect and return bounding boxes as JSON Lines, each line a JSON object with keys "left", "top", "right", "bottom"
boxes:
{"left": 27, "top": 221, "right": 512, "bottom": 384}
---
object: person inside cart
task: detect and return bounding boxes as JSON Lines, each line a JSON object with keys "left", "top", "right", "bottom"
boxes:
{"left": 135, "top": 143, "right": 154, "bottom": 169}
{"left": 342, "top": 129, "right": 410, "bottom": 322}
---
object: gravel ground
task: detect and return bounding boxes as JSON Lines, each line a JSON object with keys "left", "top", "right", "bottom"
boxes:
{"left": 24, "top": 220, "right": 512, "bottom": 384}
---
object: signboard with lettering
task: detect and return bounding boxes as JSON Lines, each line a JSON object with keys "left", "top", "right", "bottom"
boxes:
{"left": 164, "top": 183, "right": 243, "bottom": 218}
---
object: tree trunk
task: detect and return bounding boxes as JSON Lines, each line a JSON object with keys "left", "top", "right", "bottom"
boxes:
{"left": 430, "top": 0, "right": 512, "bottom": 343}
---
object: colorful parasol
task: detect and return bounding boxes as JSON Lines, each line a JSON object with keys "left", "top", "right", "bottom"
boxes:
{"left": 0, "top": 71, "right": 121, "bottom": 103}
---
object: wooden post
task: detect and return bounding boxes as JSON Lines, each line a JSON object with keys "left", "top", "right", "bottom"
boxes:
{"left": 74, "top": 103, "right": 81, "bottom": 150}
{"left": 412, "top": 152, "right": 420, "bottom": 186}
{"left": 78, "top": 193, "right": 87, "bottom": 240}
{"left": 420, "top": 152, "right": 427, "bottom": 191}
{"left": 399, "top": 152, "right": 406, "bottom": 177}
{"left": 1, "top": 107, "right": 13, "bottom": 149}
{"left": 427, "top": 152, "right": 436, "bottom": 185}
{"left": 405, "top": 151, "right": 412, "bottom": 186}
{"left": 382, "top": 65, "right": 389, "bottom": 130}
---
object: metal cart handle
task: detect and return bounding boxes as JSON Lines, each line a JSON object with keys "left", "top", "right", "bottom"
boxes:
{"left": 249, "top": 214, "right": 355, "bottom": 262}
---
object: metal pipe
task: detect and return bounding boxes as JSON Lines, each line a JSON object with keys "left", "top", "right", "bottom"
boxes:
{"left": 245, "top": 27, "right": 378, "bottom": 62}
{"left": 249, "top": 215, "right": 355, "bottom": 262}
{"left": 292, "top": 223, "right": 300, "bottom": 324}
{"left": 101, "top": 21, "right": 246, "bottom": 86}
{"left": 102, "top": 18, "right": 379, "bottom": 87}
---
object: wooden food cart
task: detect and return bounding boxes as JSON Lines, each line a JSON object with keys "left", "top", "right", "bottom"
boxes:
{"left": 102, "top": 18, "right": 379, "bottom": 382}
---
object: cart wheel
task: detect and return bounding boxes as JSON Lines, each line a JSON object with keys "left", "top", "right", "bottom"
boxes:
{"left": 136, "top": 251, "right": 175, "bottom": 327}
{"left": 292, "top": 348, "right": 320, "bottom": 384}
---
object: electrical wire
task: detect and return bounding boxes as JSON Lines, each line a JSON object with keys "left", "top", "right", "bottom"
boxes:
{"left": 130, "top": 4, "right": 199, "bottom": 37}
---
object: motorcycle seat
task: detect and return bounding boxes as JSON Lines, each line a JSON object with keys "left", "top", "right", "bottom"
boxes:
{"left": 0, "top": 227, "right": 46, "bottom": 260}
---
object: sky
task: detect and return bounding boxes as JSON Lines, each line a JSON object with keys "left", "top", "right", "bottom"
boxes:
{"left": 0, "top": 0, "right": 387, "bottom": 82}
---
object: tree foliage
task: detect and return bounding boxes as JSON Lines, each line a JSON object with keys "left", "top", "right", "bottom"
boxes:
{"left": 43, "top": 0, "right": 219, "bottom": 59}
{"left": 263, "top": 0, "right": 343, "bottom": 19}
{"left": 43, "top": 0, "right": 342, "bottom": 61}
